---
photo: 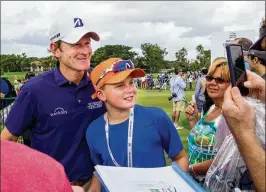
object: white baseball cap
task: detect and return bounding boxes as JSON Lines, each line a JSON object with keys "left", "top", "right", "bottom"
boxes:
{"left": 49, "top": 12, "right": 100, "bottom": 44}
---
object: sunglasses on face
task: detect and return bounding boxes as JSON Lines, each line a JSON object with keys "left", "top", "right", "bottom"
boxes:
{"left": 206, "top": 76, "right": 228, "bottom": 84}
{"left": 95, "top": 60, "right": 135, "bottom": 86}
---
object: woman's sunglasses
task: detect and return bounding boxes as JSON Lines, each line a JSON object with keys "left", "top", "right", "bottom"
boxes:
{"left": 206, "top": 76, "right": 229, "bottom": 84}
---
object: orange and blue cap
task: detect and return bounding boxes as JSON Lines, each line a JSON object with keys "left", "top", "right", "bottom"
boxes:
{"left": 90, "top": 58, "right": 146, "bottom": 99}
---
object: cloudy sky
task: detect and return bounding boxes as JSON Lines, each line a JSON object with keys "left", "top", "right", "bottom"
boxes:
{"left": 1, "top": 1, "right": 265, "bottom": 61}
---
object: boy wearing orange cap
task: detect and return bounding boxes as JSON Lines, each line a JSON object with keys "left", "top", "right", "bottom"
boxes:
{"left": 86, "top": 58, "right": 189, "bottom": 191}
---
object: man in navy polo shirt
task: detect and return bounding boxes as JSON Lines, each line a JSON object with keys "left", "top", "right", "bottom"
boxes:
{"left": 1, "top": 11, "right": 106, "bottom": 190}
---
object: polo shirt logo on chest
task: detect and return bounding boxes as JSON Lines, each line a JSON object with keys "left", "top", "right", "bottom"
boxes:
{"left": 50, "top": 107, "right": 68, "bottom": 117}
{"left": 86, "top": 101, "right": 103, "bottom": 110}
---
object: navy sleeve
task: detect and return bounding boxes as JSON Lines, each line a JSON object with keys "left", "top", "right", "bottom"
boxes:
{"left": 5, "top": 85, "right": 37, "bottom": 137}
{"left": 86, "top": 124, "right": 103, "bottom": 166}
{"left": 156, "top": 109, "right": 183, "bottom": 158}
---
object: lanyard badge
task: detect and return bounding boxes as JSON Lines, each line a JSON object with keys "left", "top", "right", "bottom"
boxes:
{"left": 105, "top": 107, "right": 134, "bottom": 167}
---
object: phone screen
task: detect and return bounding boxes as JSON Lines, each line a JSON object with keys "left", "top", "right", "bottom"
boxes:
{"left": 227, "top": 44, "right": 249, "bottom": 96}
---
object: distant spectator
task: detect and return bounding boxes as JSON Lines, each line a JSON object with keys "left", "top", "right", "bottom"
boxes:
{"left": 232, "top": 37, "right": 253, "bottom": 70}
{"left": 194, "top": 68, "right": 208, "bottom": 117}
{"left": 141, "top": 76, "right": 146, "bottom": 89}
{"left": 13, "top": 75, "right": 18, "bottom": 84}
{"left": 247, "top": 49, "right": 266, "bottom": 80}
{"left": 24, "top": 71, "right": 36, "bottom": 82}
{"left": 188, "top": 75, "right": 193, "bottom": 90}
{"left": 169, "top": 68, "right": 187, "bottom": 129}
{"left": 15, "top": 79, "right": 23, "bottom": 95}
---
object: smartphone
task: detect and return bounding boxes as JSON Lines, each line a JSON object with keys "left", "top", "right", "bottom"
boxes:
{"left": 225, "top": 44, "right": 249, "bottom": 96}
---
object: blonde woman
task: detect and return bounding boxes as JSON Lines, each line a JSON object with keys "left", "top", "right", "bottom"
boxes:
{"left": 185, "top": 57, "right": 231, "bottom": 184}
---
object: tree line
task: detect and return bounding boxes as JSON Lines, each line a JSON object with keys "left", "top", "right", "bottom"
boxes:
{"left": 0, "top": 43, "right": 211, "bottom": 74}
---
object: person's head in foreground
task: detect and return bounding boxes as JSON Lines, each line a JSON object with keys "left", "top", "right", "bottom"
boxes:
{"left": 250, "top": 17, "right": 266, "bottom": 51}
{"left": 1, "top": 140, "right": 84, "bottom": 192}
{"left": 206, "top": 57, "right": 231, "bottom": 103}
{"left": 90, "top": 58, "right": 146, "bottom": 111}
{"left": 231, "top": 37, "right": 253, "bottom": 70}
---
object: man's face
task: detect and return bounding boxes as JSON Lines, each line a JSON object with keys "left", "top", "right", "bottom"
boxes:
{"left": 247, "top": 56, "right": 258, "bottom": 71}
{"left": 54, "top": 34, "right": 93, "bottom": 72}
{"left": 231, "top": 39, "right": 239, "bottom": 44}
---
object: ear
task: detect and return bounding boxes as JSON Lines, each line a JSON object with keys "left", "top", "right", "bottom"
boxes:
{"left": 254, "top": 57, "right": 259, "bottom": 64}
{"left": 50, "top": 42, "right": 61, "bottom": 58}
{"left": 96, "top": 89, "right": 107, "bottom": 102}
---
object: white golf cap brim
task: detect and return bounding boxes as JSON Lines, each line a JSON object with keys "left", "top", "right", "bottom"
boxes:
{"left": 62, "top": 27, "right": 100, "bottom": 44}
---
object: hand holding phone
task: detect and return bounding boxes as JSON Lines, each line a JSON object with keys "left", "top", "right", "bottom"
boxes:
{"left": 225, "top": 44, "right": 249, "bottom": 96}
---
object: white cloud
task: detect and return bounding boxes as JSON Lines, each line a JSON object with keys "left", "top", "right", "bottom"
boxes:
{"left": 1, "top": 1, "right": 265, "bottom": 61}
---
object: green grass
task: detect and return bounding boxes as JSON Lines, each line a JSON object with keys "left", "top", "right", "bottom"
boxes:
{"left": 1, "top": 72, "right": 27, "bottom": 82}
{"left": 1, "top": 71, "right": 41, "bottom": 84}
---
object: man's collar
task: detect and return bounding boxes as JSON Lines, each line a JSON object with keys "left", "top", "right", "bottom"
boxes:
{"left": 54, "top": 65, "right": 69, "bottom": 86}
{"left": 54, "top": 64, "right": 91, "bottom": 87}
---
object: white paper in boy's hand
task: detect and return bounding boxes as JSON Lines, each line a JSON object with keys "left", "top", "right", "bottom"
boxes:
{"left": 95, "top": 165, "right": 196, "bottom": 192}
{"left": 192, "top": 94, "right": 195, "bottom": 102}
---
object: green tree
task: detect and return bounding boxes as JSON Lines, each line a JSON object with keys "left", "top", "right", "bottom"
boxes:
{"left": 140, "top": 43, "right": 168, "bottom": 73}
{"left": 174, "top": 47, "right": 190, "bottom": 71}
{"left": 91, "top": 45, "right": 138, "bottom": 67}
{"left": 196, "top": 44, "right": 211, "bottom": 69}
{"left": 190, "top": 59, "right": 200, "bottom": 71}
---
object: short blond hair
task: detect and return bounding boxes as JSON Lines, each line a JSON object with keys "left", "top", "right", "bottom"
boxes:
{"left": 208, "top": 57, "right": 230, "bottom": 82}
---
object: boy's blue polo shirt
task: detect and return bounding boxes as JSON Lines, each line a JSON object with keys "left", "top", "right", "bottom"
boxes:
{"left": 86, "top": 104, "right": 183, "bottom": 168}
{"left": 5, "top": 66, "right": 106, "bottom": 182}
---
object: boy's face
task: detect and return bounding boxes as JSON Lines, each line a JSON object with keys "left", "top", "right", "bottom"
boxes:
{"left": 97, "top": 76, "right": 137, "bottom": 110}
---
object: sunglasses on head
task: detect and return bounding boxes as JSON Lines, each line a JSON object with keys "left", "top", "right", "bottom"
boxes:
{"left": 95, "top": 60, "right": 135, "bottom": 86}
{"left": 206, "top": 76, "right": 228, "bottom": 84}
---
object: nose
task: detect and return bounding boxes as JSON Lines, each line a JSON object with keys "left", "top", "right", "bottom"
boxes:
{"left": 125, "top": 83, "right": 136, "bottom": 93}
{"left": 79, "top": 44, "right": 91, "bottom": 55}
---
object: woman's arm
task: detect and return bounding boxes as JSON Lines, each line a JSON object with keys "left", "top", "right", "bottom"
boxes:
{"left": 189, "top": 159, "right": 214, "bottom": 175}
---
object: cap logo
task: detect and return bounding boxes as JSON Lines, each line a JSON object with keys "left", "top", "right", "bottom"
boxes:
{"left": 74, "top": 18, "right": 84, "bottom": 28}
{"left": 50, "top": 33, "right": 60, "bottom": 41}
